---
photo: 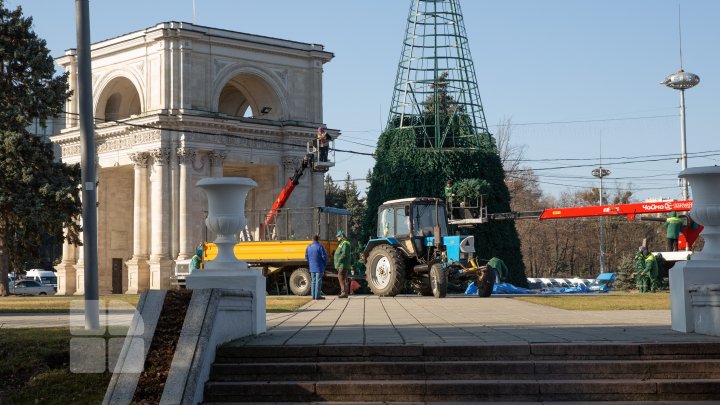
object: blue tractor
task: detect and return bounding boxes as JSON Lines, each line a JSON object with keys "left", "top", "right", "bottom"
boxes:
{"left": 362, "top": 197, "right": 496, "bottom": 298}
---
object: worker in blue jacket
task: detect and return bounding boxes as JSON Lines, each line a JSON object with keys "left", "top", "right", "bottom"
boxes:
{"left": 305, "top": 235, "right": 328, "bottom": 300}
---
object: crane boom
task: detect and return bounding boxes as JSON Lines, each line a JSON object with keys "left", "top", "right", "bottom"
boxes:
{"left": 538, "top": 200, "right": 693, "bottom": 221}
{"left": 263, "top": 154, "right": 312, "bottom": 234}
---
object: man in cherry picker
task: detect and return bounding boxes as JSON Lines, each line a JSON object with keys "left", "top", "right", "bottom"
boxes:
{"left": 444, "top": 179, "right": 458, "bottom": 219}
{"left": 317, "top": 126, "right": 331, "bottom": 162}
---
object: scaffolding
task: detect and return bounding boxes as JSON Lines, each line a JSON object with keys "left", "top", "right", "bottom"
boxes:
{"left": 387, "top": 0, "right": 490, "bottom": 149}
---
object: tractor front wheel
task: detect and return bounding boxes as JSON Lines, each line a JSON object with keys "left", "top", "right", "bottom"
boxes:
{"left": 367, "top": 245, "right": 406, "bottom": 297}
{"left": 477, "top": 267, "right": 496, "bottom": 298}
{"left": 430, "top": 263, "right": 448, "bottom": 298}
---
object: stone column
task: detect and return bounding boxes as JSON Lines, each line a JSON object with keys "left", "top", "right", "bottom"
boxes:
{"left": 125, "top": 152, "right": 150, "bottom": 294}
{"left": 176, "top": 147, "right": 196, "bottom": 260}
{"left": 74, "top": 216, "right": 85, "bottom": 295}
{"left": 149, "top": 148, "right": 173, "bottom": 289}
{"left": 170, "top": 143, "right": 179, "bottom": 260}
{"left": 55, "top": 229, "right": 77, "bottom": 295}
{"left": 208, "top": 150, "right": 226, "bottom": 177}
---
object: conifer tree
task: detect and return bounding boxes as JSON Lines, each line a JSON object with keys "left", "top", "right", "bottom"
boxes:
{"left": 0, "top": 1, "right": 81, "bottom": 295}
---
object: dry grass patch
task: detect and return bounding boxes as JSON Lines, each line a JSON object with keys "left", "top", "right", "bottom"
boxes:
{"left": 514, "top": 291, "right": 670, "bottom": 311}
{"left": 267, "top": 296, "right": 311, "bottom": 312}
{"left": 0, "top": 295, "right": 141, "bottom": 313}
{"left": 0, "top": 294, "right": 310, "bottom": 313}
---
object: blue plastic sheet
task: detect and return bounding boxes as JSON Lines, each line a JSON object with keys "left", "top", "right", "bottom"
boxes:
{"left": 464, "top": 282, "right": 538, "bottom": 295}
{"left": 464, "top": 282, "right": 593, "bottom": 295}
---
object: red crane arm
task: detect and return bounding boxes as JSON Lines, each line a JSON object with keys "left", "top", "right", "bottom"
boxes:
{"left": 539, "top": 200, "right": 694, "bottom": 221}
{"left": 264, "top": 155, "right": 311, "bottom": 227}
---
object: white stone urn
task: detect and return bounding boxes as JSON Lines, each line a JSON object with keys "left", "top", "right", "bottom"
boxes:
{"left": 187, "top": 176, "right": 266, "bottom": 335}
{"left": 680, "top": 167, "right": 720, "bottom": 262}
{"left": 671, "top": 166, "right": 720, "bottom": 334}
{"left": 197, "top": 177, "right": 256, "bottom": 271}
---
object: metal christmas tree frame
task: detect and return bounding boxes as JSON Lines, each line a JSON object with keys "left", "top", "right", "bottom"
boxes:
{"left": 387, "top": 0, "right": 490, "bottom": 149}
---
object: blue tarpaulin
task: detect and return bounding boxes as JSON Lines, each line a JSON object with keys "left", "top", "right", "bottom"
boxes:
{"left": 464, "top": 282, "right": 593, "bottom": 295}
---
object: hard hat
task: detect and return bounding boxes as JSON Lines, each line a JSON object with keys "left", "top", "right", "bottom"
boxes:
{"left": 336, "top": 230, "right": 345, "bottom": 237}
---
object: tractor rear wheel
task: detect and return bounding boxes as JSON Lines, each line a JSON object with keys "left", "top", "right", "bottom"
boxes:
{"left": 477, "top": 267, "right": 496, "bottom": 298}
{"left": 289, "top": 268, "right": 311, "bottom": 296}
{"left": 367, "top": 245, "right": 406, "bottom": 297}
{"left": 430, "top": 263, "right": 448, "bottom": 298}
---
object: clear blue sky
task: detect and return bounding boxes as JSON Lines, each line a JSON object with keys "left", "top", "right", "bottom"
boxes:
{"left": 12, "top": 0, "right": 720, "bottom": 204}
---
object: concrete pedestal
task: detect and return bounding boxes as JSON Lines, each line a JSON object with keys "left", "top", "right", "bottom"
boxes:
{"left": 186, "top": 270, "right": 266, "bottom": 334}
{"left": 690, "top": 284, "right": 720, "bottom": 336}
{"left": 670, "top": 262, "right": 720, "bottom": 332}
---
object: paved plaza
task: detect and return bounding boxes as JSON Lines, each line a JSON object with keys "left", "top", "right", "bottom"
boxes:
{"left": 238, "top": 295, "right": 720, "bottom": 346}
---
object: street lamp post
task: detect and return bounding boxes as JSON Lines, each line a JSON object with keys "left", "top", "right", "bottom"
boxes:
{"left": 662, "top": 69, "right": 699, "bottom": 200}
{"left": 592, "top": 167, "right": 611, "bottom": 273}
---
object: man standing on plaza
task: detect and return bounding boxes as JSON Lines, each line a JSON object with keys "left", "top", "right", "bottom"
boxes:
{"left": 305, "top": 235, "right": 327, "bottom": 300}
{"left": 334, "top": 230, "right": 351, "bottom": 298}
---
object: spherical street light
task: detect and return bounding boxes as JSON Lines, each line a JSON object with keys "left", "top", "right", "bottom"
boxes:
{"left": 661, "top": 69, "right": 700, "bottom": 90}
{"left": 662, "top": 69, "right": 700, "bottom": 200}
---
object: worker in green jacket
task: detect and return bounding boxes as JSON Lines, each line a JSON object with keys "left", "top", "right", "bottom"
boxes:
{"left": 487, "top": 257, "right": 509, "bottom": 283}
{"left": 665, "top": 211, "right": 683, "bottom": 251}
{"left": 636, "top": 246, "right": 659, "bottom": 293}
{"left": 334, "top": 230, "right": 352, "bottom": 298}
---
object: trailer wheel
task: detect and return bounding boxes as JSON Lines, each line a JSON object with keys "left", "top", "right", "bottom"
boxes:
{"left": 478, "top": 267, "right": 496, "bottom": 298}
{"left": 367, "top": 245, "right": 406, "bottom": 297}
{"left": 430, "top": 263, "right": 448, "bottom": 298}
{"left": 289, "top": 268, "right": 311, "bottom": 296}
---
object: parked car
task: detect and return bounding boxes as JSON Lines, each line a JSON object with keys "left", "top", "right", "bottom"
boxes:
{"left": 25, "top": 269, "right": 58, "bottom": 288}
{"left": 11, "top": 280, "right": 56, "bottom": 296}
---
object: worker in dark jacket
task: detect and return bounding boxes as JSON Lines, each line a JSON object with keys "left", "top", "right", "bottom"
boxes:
{"left": 334, "top": 230, "right": 351, "bottom": 298}
{"left": 305, "top": 235, "right": 327, "bottom": 300}
{"left": 665, "top": 211, "right": 683, "bottom": 251}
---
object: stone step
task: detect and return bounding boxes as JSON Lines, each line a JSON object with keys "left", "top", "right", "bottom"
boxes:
{"left": 216, "top": 342, "right": 720, "bottom": 363}
{"left": 210, "top": 359, "right": 720, "bottom": 381}
{"left": 203, "top": 379, "right": 720, "bottom": 403}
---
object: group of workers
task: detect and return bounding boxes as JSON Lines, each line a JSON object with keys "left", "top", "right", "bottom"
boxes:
{"left": 304, "top": 230, "right": 352, "bottom": 300}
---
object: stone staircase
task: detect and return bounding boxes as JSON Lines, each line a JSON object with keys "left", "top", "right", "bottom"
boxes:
{"left": 202, "top": 342, "right": 720, "bottom": 403}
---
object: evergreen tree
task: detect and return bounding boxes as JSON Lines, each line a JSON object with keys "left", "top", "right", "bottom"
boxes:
{"left": 0, "top": 2, "right": 81, "bottom": 295}
{"left": 324, "top": 174, "right": 345, "bottom": 209}
{"left": 0, "top": 1, "right": 70, "bottom": 132}
{"left": 342, "top": 173, "right": 366, "bottom": 245}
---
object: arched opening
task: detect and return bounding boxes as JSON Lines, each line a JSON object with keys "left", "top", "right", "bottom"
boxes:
{"left": 217, "top": 73, "right": 281, "bottom": 120}
{"left": 96, "top": 76, "right": 142, "bottom": 123}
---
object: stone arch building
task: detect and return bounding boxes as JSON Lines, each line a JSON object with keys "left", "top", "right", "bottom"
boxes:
{"left": 51, "top": 22, "right": 334, "bottom": 295}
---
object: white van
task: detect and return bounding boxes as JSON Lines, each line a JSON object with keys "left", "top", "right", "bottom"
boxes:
{"left": 25, "top": 269, "right": 58, "bottom": 288}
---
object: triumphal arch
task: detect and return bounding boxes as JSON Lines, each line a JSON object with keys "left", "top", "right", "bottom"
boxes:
{"left": 51, "top": 22, "right": 334, "bottom": 294}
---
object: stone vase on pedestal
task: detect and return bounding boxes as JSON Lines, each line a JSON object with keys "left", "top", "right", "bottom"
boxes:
{"left": 186, "top": 177, "right": 266, "bottom": 334}
{"left": 671, "top": 166, "right": 720, "bottom": 335}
